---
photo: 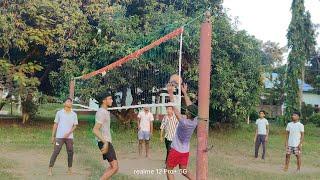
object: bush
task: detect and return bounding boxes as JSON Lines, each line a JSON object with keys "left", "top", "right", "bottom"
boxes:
{"left": 249, "top": 110, "right": 259, "bottom": 122}
{"left": 309, "top": 113, "right": 320, "bottom": 127}
{"left": 39, "top": 95, "right": 60, "bottom": 104}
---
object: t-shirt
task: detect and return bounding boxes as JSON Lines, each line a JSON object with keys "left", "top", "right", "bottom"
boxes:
{"left": 138, "top": 111, "right": 154, "bottom": 132}
{"left": 95, "top": 107, "right": 112, "bottom": 143}
{"left": 171, "top": 117, "right": 198, "bottom": 153}
{"left": 255, "top": 118, "right": 269, "bottom": 135}
{"left": 54, "top": 109, "right": 78, "bottom": 139}
{"left": 286, "top": 121, "right": 304, "bottom": 147}
{"left": 160, "top": 115, "right": 178, "bottom": 141}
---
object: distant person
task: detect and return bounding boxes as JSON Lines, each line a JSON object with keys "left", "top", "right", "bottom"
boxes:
{"left": 283, "top": 111, "right": 304, "bottom": 172}
{"left": 48, "top": 98, "right": 78, "bottom": 176}
{"left": 254, "top": 110, "right": 269, "bottom": 160}
{"left": 22, "top": 94, "right": 35, "bottom": 124}
{"left": 160, "top": 106, "right": 178, "bottom": 163}
{"left": 92, "top": 92, "right": 119, "bottom": 179}
{"left": 137, "top": 107, "right": 154, "bottom": 158}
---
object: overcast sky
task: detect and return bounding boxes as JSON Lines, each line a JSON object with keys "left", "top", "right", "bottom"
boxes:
{"left": 223, "top": 0, "right": 320, "bottom": 48}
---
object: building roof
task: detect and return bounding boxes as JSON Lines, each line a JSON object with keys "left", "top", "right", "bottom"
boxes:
{"left": 264, "top": 73, "right": 314, "bottom": 92}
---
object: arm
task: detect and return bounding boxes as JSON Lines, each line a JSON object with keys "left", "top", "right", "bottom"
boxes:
{"left": 181, "top": 83, "right": 192, "bottom": 107}
{"left": 51, "top": 123, "right": 58, "bottom": 144}
{"left": 160, "top": 117, "right": 166, "bottom": 142}
{"left": 63, "top": 125, "right": 77, "bottom": 138}
{"left": 167, "top": 84, "right": 182, "bottom": 121}
{"left": 265, "top": 125, "right": 269, "bottom": 142}
{"left": 137, "top": 112, "right": 141, "bottom": 130}
{"left": 63, "top": 113, "right": 78, "bottom": 138}
{"left": 150, "top": 121, "right": 153, "bottom": 135}
{"left": 92, "top": 123, "right": 107, "bottom": 144}
{"left": 92, "top": 123, "right": 109, "bottom": 152}
{"left": 299, "top": 132, "right": 304, "bottom": 149}
{"left": 137, "top": 117, "right": 141, "bottom": 130}
{"left": 285, "top": 131, "right": 289, "bottom": 148}
{"left": 160, "top": 129, "right": 164, "bottom": 142}
{"left": 254, "top": 127, "right": 258, "bottom": 143}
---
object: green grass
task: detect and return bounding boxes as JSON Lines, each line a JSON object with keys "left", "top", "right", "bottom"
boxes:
{"left": 0, "top": 123, "right": 139, "bottom": 179}
{"left": 0, "top": 157, "right": 18, "bottom": 179}
{"left": 1, "top": 114, "right": 320, "bottom": 179}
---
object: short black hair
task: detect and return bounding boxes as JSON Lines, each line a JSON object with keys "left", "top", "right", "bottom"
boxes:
{"left": 96, "top": 91, "right": 112, "bottom": 105}
{"left": 292, "top": 111, "right": 301, "bottom": 117}
{"left": 65, "top": 97, "right": 73, "bottom": 102}
{"left": 259, "top": 110, "right": 266, "bottom": 115}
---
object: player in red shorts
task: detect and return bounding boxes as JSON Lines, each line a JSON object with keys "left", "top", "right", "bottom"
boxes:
{"left": 166, "top": 83, "right": 198, "bottom": 180}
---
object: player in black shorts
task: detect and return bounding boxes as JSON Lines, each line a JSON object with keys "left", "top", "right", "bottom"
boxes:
{"left": 93, "top": 92, "right": 118, "bottom": 179}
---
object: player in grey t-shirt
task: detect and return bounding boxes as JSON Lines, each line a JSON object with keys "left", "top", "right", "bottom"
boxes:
{"left": 93, "top": 92, "right": 119, "bottom": 179}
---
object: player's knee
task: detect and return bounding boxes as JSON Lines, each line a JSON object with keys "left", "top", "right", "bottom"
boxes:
{"left": 67, "top": 149, "right": 74, "bottom": 154}
{"left": 145, "top": 140, "right": 149, "bottom": 145}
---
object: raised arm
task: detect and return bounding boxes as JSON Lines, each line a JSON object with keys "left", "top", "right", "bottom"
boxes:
{"left": 167, "top": 84, "right": 182, "bottom": 120}
{"left": 181, "top": 83, "right": 192, "bottom": 106}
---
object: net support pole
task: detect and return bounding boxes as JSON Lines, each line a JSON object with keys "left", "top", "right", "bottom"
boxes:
{"left": 178, "top": 28, "right": 184, "bottom": 110}
{"left": 196, "top": 11, "right": 212, "bottom": 180}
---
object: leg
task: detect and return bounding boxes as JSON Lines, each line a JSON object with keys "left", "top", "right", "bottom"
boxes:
{"left": 179, "top": 165, "right": 194, "bottom": 180}
{"left": 100, "top": 160, "right": 119, "bottom": 180}
{"left": 66, "top": 139, "right": 74, "bottom": 174}
{"left": 165, "top": 139, "right": 172, "bottom": 162}
{"left": 138, "top": 140, "right": 143, "bottom": 156}
{"left": 254, "top": 135, "right": 261, "bottom": 158}
{"left": 261, "top": 135, "right": 266, "bottom": 159}
{"left": 296, "top": 154, "right": 301, "bottom": 171}
{"left": 48, "top": 139, "right": 64, "bottom": 175}
{"left": 284, "top": 154, "right": 290, "bottom": 171}
{"left": 138, "top": 130, "right": 144, "bottom": 156}
{"left": 22, "top": 113, "right": 26, "bottom": 124}
{"left": 26, "top": 114, "right": 30, "bottom": 123}
{"left": 166, "top": 166, "right": 175, "bottom": 180}
{"left": 145, "top": 140, "right": 150, "bottom": 158}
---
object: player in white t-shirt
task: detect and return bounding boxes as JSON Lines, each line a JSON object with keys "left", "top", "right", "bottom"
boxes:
{"left": 283, "top": 111, "right": 304, "bottom": 172}
{"left": 137, "top": 107, "right": 154, "bottom": 158}
{"left": 254, "top": 110, "right": 269, "bottom": 160}
{"left": 48, "top": 98, "right": 78, "bottom": 176}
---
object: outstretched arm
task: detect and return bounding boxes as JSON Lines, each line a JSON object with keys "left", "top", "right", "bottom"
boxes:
{"left": 167, "top": 84, "right": 182, "bottom": 120}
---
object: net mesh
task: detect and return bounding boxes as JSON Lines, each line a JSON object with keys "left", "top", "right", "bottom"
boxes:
{"left": 71, "top": 28, "right": 184, "bottom": 111}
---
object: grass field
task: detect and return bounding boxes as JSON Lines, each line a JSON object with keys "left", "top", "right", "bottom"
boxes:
{"left": 1, "top": 103, "right": 320, "bottom": 179}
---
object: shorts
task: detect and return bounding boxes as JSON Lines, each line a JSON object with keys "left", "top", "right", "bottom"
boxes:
{"left": 98, "top": 141, "right": 117, "bottom": 162}
{"left": 286, "top": 146, "right": 301, "bottom": 155}
{"left": 166, "top": 148, "right": 189, "bottom": 168}
{"left": 138, "top": 130, "right": 150, "bottom": 140}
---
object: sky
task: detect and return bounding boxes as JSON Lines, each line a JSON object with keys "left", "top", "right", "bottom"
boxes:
{"left": 223, "top": 0, "right": 320, "bottom": 48}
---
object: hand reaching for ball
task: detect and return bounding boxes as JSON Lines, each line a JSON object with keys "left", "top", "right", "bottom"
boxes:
{"left": 181, "top": 83, "right": 188, "bottom": 94}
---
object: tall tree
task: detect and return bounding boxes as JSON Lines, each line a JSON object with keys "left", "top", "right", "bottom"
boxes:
{"left": 285, "top": 0, "right": 316, "bottom": 117}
